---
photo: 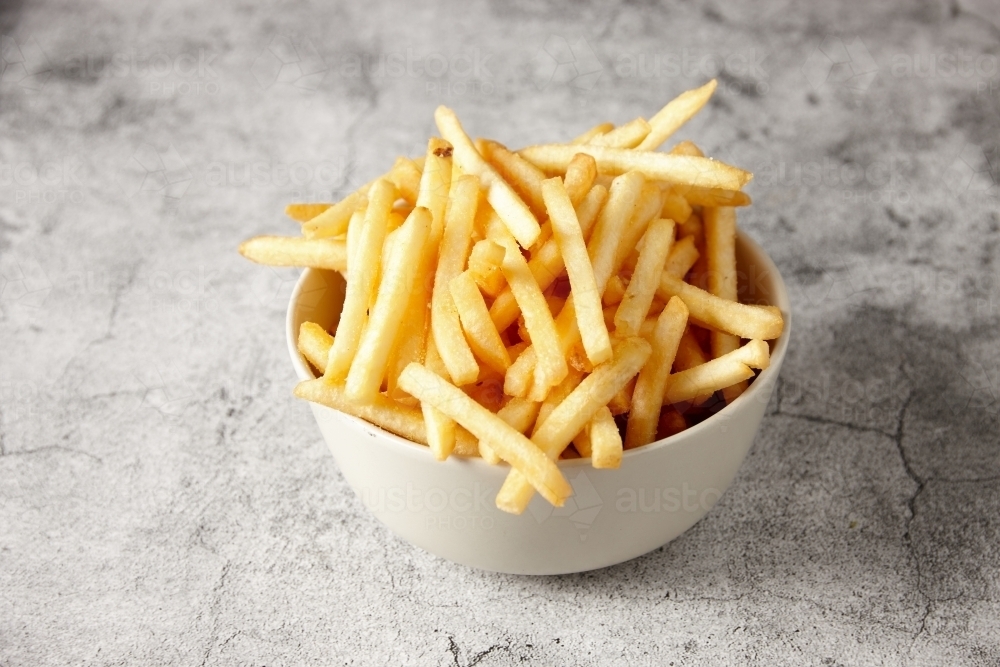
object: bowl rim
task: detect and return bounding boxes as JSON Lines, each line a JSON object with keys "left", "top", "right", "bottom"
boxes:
{"left": 286, "top": 229, "right": 791, "bottom": 468}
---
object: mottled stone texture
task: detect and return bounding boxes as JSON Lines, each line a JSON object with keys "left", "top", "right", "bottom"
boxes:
{"left": 1, "top": 0, "right": 998, "bottom": 665}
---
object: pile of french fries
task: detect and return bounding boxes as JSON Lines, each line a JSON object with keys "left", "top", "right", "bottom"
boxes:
{"left": 240, "top": 80, "right": 784, "bottom": 514}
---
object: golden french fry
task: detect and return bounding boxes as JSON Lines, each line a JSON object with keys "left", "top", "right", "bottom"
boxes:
{"left": 563, "top": 153, "right": 598, "bottom": 205}
{"left": 589, "top": 172, "right": 646, "bottom": 295}
{"left": 344, "top": 206, "right": 364, "bottom": 271}
{"left": 499, "top": 240, "right": 568, "bottom": 392}
{"left": 588, "top": 118, "right": 651, "bottom": 149}
{"left": 302, "top": 190, "right": 367, "bottom": 238}
{"left": 435, "top": 106, "right": 541, "bottom": 247}
{"left": 663, "top": 339, "right": 770, "bottom": 404}
{"left": 669, "top": 140, "right": 704, "bottom": 157}
{"left": 673, "top": 184, "right": 752, "bottom": 208}
{"left": 481, "top": 398, "right": 542, "bottom": 464}
{"left": 657, "top": 273, "right": 784, "bottom": 340}
{"left": 468, "top": 238, "right": 507, "bottom": 297}
{"left": 589, "top": 406, "right": 623, "bottom": 469}
{"left": 615, "top": 219, "right": 675, "bottom": 337}
{"left": 398, "top": 363, "right": 571, "bottom": 506}
{"left": 489, "top": 184, "right": 608, "bottom": 332}
{"left": 603, "top": 275, "right": 628, "bottom": 306}
{"left": 325, "top": 180, "right": 396, "bottom": 380}
{"left": 542, "top": 177, "right": 612, "bottom": 365}
{"left": 661, "top": 188, "right": 692, "bottom": 224}
{"left": 481, "top": 140, "right": 547, "bottom": 220}
{"left": 386, "top": 139, "right": 455, "bottom": 396}
{"left": 296, "top": 378, "right": 428, "bottom": 444}
{"left": 625, "top": 297, "right": 688, "bottom": 449}
{"left": 389, "top": 156, "right": 423, "bottom": 204}
{"left": 637, "top": 79, "right": 717, "bottom": 151}
{"left": 431, "top": 175, "right": 480, "bottom": 386}
{"left": 704, "top": 206, "right": 746, "bottom": 401}
{"left": 495, "top": 336, "right": 651, "bottom": 514}
{"left": 286, "top": 203, "right": 332, "bottom": 222}
{"left": 503, "top": 344, "right": 536, "bottom": 398}
{"left": 611, "top": 182, "right": 664, "bottom": 277}
{"left": 663, "top": 234, "right": 700, "bottom": 279}
{"left": 519, "top": 144, "right": 751, "bottom": 191}
{"left": 532, "top": 368, "right": 584, "bottom": 436}
{"left": 571, "top": 122, "right": 615, "bottom": 144}
{"left": 422, "top": 338, "right": 457, "bottom": 460}
{"left": 450, "top": 270, "right": 511, "bottom": 374}
{"left": 345, "top": 207, "right": 431, "bottom": 402}
{"left": 608, "top": 377, "right": 635, "bottom": 416}
{"left": 239, "top": 235, "right": 347, "bottom": 272}
{"left": 298, "top": 321, "right": 333, "bottom": 371}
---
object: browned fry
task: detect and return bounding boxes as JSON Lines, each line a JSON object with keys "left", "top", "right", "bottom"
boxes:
{"left": 703, "top": 206, "right": 746, "bottom": 401}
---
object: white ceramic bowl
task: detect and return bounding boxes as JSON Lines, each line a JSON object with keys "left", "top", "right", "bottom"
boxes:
{"left": 287, "top": 231, "right": 790, "bottom": 575}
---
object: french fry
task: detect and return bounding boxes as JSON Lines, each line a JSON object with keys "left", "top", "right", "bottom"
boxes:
{"left": 657, "top": 273, "right": 784, "bottom": 340}
{"left": 571, "top": 122, "right": 614, "bottom": 144}
{"left": 344, "top": 206, "right": 364, "bottom": 270}
{"left": 663, "top": 339, "right": 770, "bottom": 404}
{"left": 588, "top": 118, "right": 651, "bottom": 149}
{"left": 468, "top": 238, "right": 507, "bottom": 297}
{"left": 296, "top": 378, "right": 429, "bottom": 445}
{"left": 325, "top": 180, "right": 396, "bottom": 381}
{"left": 297, "top": 321, "right": 333, "bottom": 371}
{"left": 430, "top": 175, "right": 480, "bottom": 386}
{"left": 603, "top": 275, "right": 628, "bottom": 306}
{"left": 345, "top": 207, "right": 431, "bottom": 402}
{"left": 239, "top": 235, "right": 348, "bottom": 272}
{"left": 286, "top": 203, "right": 332, "bottom": 222}
{"left": 480, "top": 398, "right": 542, "bottom": 464}
{"left": 302, "top": 190, "right": 366, "bottom": 238}
{"left": 637, "top": 79, "right": 717, "bottom": 151}
{"left": 500, "top": 240, "right": 568, "bottom": 391}
{"left": 563, "top": 153, "right": 598, "bottom": 205}
{"left": 389, "top": 156, "right": 422, "bottom": 204}
{"left": 542, "top": 177, "right": 612, "bottom": 365}
{"left": 673, "top": 327, "right": 712, "bottom": 406}
{"left": 589, "top": 406, "right": 623, "bottom": 469}
{"left": 450, "top": 270, "right": 511, "bottom": 374}
{"left": 663, "top": 234, "right": 700, "bottom": 279}
{"left": 704, "top": 206, "right": 746, "bottom": 401}
{"left": 625, "top": 297, "right": 688, "bottom": 449}
{"left": 495, "top": 336, "right": 651, "bottom": 514}
{"left": 610, "top": 182, "right": 663, "bottom": 279}
{"left": 519, "top": 145, "right": 751, "bottom": 191}
{"left": 669, "top": 140, "right": 704, "bottom": 157}
{"left": 532, "top": 368, "right": 584, "bottom": 436}
{"left": 481, "top": 140, "right": 547, "bottom": 220}
{"left": 386, "top": 139, "right": 454, "bottom": 395}
{"left": 504, "top": 344, "right": 536, "bottom": 398}
{"left": 422, "top": 338, "right": 457, "bottom": 460}
{"left": 615, "top": 218, "right": 675, "bottom": 337}
{"left": 435, "top": 106, "right": 542, "bottom": 247}
{"left": 657, "top": 408, "right": 688, "bottom": 439}
{"left": 661, "top": 188, "right": 692, "bottom": 224}
{"left": 589, "top": 172, "right": 646, "bottom": 295}
{"left": 608, "top": 377, "right": 635, "bottom": 416}
{"left": 489, "top": 184, "right": 608, "bottom": 332}
{"left": 672, "top": 184, "right": 752, "bottom": 208}
{"left": 398, "top": 363, "right": 572, "bottom": 506}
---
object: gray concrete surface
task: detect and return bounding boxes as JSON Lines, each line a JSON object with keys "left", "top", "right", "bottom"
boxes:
{"left": 1, "top": 0, "right": 999, "bottom": 664}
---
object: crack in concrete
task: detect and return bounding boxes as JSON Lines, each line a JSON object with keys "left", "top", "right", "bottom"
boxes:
{"left": 0, "top": 444, "right": 102, "bottom": 463}
{"left": 447, "top": 635, "right": 513, "bottom": 667}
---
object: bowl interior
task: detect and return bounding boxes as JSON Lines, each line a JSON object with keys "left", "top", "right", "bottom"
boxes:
{"left": 286, "top": 230, "right": 791, "bottom": 462}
